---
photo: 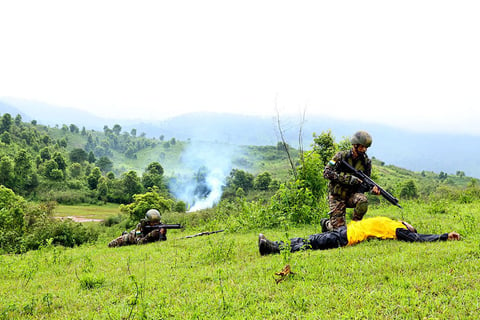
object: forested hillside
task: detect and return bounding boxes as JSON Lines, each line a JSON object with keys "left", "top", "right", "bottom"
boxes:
{"left": 0, "top": 112, "right": 296, "bottom": 207}
{"left": 4, "top": 98, "right": 480, "bottom": 178}
{"left": 1, "top": 112, "right": 477, "bottom": 206}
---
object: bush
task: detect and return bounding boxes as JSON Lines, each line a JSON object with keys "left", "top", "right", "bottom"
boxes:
{"left": 268, "top": 180, "right": 326, "bottom": 226}
{"left": 120, "top": 189, "right": 174, "bottom": 222}
{"left": 0, "top": 186, "right": 26, "bottom": 253}
{"left": 102, "top": 214, "right": 126, "bottom": 227}
{"left": 22, "top": 218, "right": 99, "bottom": 250}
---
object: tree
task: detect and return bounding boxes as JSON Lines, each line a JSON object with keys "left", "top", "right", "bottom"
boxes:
{"left": 96, "top": 156, "right": 113, "bottom": 173}
{"left": 14, "top": 114, "right": 22, "bottom": 126}
{"left": 400, "top": 180, "right": 418, "bottom": 199}
{"left": 130, "top": 128, "right": 137, "bottom": 137}
{"left": 122, "top": 170, "right": 144, "bottom": 202}
{"left": 0, "top": 113, "right": 12, "bottom": 133}
{"left": 14, "top": 149, "right": 33, "bottom": 193}
{"left": 69, "top": 148, "right": 88, "bottom": 163}
{"left": 1, "top": 132, "right": 11, "bottom": 144}
{"left": 120, "top": 189, "right": 173, "bottom": 222}
{"left": 112, "top": 124, "right": 122, "bottom": 135}
{"left": 41, "top": 134, "right": 50, "bottom": 145}
{"left": 58, "top": 138, "right": 67, "bottom": 148}
{"left": 174, "top": 201, "right": 187, "bottom": 213}
{"left": 69, "top": 163, "right": 82, "bottom": 178}
{"left": 312, "top": 130, "right": 337, "bottom": 166}
{"left": 87, "top": 167, "right": 102, "bottom": 190}
{"left": 103, "top": 125, "right": 112, "bottom": 135}
{"left": 0, "top": 156, "right": 15, "bottom": 188}
{"left": 254, "top": 172, "right": 272, "bottom": 191}
{"left": 146, "top": 162, "right": 164, "bottom": 175}
{"left": 40, "top": 147, "right": 52, "bottom": 161}
{"left": 142, "top": 162, "right": 165, "bottom": 189}
{"left": 87, "top": 151, "right": 96, "bottom": 163}
{"left": 0, "top": 185, "right": 27, "bottom": 253}
{"left": 69, "top": 124, "right": 79, "bottom": 133}
{"left": 44, "top": 159, "right": 63, "bottom": 180}
{"left": 227, "top": 169, "right": 254, "bottom": 192}
{"left": 53, "top": 152, "right": 67, "bottom": 172}
{"left": 97, "top": 177, "right": 109, "bottom": 203}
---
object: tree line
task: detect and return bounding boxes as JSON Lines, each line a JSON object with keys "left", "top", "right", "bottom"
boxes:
{"left": 0, "top": 113, "right": 176, "bottom": 205}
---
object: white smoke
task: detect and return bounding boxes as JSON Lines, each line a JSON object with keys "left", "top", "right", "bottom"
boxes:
{"left": 169, "top": 142, "right": 236, "bottom": 212}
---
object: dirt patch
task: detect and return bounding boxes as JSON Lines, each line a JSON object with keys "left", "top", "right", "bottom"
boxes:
{"left": 57, "top": 216, "right": 104, "bottom": 223}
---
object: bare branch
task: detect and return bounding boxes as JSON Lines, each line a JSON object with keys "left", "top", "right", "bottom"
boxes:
{"left": 275, "top": 104, "right": 297, "bottom": 179}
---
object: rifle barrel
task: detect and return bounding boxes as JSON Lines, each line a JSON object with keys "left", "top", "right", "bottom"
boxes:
{"left": 341, "top": 160, "right": 402, "bottom": 209}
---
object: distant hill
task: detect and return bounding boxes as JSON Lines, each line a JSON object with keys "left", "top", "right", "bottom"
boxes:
{"left": 1, "top": 98, "right": 479, "bottom": 178}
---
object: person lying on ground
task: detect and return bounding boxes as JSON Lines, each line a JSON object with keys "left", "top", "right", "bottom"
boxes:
{"left": 108, "top": 209, "right": 167, "bottom": 247}
{"left": 258, "top": 216, "right": 460, "bottom": 256}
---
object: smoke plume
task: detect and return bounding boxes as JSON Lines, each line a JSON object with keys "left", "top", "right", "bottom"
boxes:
{"left": 169, "top": 142, "right": 236, "bottom": 212}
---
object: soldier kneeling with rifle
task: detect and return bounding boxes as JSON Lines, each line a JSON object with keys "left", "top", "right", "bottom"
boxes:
{"left": 108, "top": 209, "right": 182, "bottom": 247}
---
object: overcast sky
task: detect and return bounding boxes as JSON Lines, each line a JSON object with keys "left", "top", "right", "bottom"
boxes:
{"left": 1, "top": 0, "right": 479, "bottom": 134}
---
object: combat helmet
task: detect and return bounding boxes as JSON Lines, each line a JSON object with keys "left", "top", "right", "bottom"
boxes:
{"left": 351, "top": 131, "right": 372, "bottom": 148}
{"left": 145, "top": 209, "right": 161, "bottom": 223}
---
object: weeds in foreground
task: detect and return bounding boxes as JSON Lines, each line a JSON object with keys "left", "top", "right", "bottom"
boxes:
{"left": 1, "top": 201, "right": 479, "bottom": 319}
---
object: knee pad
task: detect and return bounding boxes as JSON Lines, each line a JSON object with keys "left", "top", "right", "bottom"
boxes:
{"left": 355, "top": 200, "right": 368, "bottom": 215}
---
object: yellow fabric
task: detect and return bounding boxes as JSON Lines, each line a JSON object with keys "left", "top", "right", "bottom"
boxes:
{"left": 346, "top": 217, "right": 407, "bottom": 246}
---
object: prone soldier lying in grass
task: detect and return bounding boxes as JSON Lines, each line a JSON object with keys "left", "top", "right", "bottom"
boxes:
{"left": 108, "top": 209, "right": 181, "bottom": 247}
{"left": 258, "top": 216, "right": 460, "bottom": 256}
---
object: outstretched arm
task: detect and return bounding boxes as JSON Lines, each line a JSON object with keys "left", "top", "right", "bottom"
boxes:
{"left": 396, "top": 228, "right": 460, "bottom": 242}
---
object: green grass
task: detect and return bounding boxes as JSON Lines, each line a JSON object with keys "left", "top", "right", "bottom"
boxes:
{"left": 53, "top": 203, "right": 121, "bottom": 220}
{"left": 2, "top": 202, "right": 480, "bottom": 319}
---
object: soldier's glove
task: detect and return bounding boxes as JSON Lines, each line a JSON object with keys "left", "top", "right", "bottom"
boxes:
{"left": 349, "top": 175, "right": 363, "bottom": 185}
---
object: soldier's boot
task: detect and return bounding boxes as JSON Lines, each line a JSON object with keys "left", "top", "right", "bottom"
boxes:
{"left": 258, "top": 234, "right": 280, "bottom": 256}
{"left": 320, "top": 218, "right": 330, "bottom": 232}
{"left": 108, "top": 235, "right": 127, "bottom": 247}
{"left": 108, "top": 237, "right": 121, "bottom": 247}
{"left": 327, "top": 212, "right": 346, "bottom": 231}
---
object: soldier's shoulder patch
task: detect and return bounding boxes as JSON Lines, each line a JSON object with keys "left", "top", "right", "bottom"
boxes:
{"left": 328, "top": 160, "right": 336, "bottom": 167}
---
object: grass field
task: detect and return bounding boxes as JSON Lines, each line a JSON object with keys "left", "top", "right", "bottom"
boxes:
{"left": 2, "top": 201, "right": 480, "bottom": 319}
{"left": 54, "top": 204, "right": 122, "bottom": 221}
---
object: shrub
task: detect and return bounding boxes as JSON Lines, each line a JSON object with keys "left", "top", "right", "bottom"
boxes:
{"left": 22, "top": 217, "right": 99, "bottom": 251}
{"left": 120, "top": 189, "right": 174, "bottom": 222}
{"left": 0, "top": 186, "right": 26, "bottom": 253}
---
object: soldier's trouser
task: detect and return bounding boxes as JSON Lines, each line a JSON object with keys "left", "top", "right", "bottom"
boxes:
{"left": 108, "top": 230, "right": 138, "bottom": 247}
{"left": 286, "top": 226, "right": 349, "bottom": 252}
{"left": 326, "top": 193, "right": 368, "bottom": 230}
{"left": 109, "top": 230, "right": 165, "bottom": 247}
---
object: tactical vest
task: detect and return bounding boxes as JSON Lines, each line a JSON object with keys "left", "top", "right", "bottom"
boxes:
{"left": 324, "top": 150, "right": 372, "bottom": 197}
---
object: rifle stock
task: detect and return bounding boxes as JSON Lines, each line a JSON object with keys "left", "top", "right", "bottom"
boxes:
{"left": 341, "top": 160, "right": 402, "bottom": 209}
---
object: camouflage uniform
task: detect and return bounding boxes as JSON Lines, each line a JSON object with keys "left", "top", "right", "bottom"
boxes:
{"left": 108, "top": 219, "right": 167, "bottom": 247}
{"left": 323, "top": 149, "right": 372, "bottom": 230}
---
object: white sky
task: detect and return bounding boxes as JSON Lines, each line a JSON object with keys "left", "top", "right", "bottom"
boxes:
{"left": 1, "top": 0, "right": 479, "bottom": 134}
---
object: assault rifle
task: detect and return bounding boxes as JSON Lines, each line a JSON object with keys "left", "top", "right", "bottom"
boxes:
{"left": 341, "top": 159, "right": 402, "bottom": 209}
{"left": 179, "top": 229, "right": 225, "bottom": 239}
{"left": 143, "top": 224, "right": 184, "bottom": 233}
